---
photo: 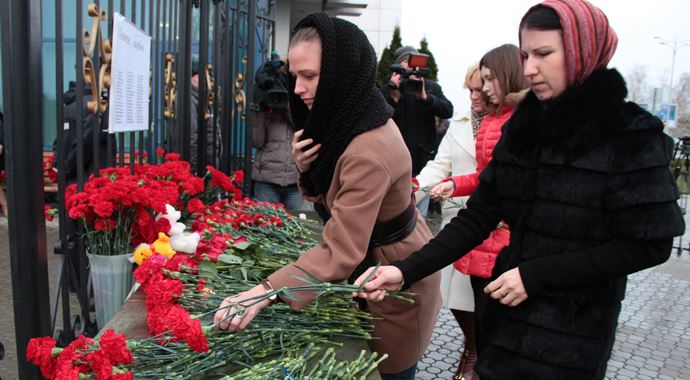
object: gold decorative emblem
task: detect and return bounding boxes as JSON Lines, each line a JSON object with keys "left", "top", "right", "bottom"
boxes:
{"left": 204, "top": 64, "right": 215, "bottom": 121}
{"left": 163, "top": 53, "right": 177, "bottom": 120}
{"left": 82, "top": 3, "right": 112, "bottom": 115}
{"left": 233, "top": 56, "right": 248, "bottom": 120}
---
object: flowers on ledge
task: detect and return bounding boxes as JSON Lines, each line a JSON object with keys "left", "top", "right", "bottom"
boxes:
{"left": 64, "top": 151, "right": 243, "bottom": 257}
{"left": 27, "top": 329, "right": 133, "bottom": 379}
{"left": 29, "top": 151, "right": 397, "bottom": 379}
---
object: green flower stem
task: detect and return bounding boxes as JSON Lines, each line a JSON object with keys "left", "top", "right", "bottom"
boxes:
{"left": 220, "top": 344, "right": 387, "bottom": 380}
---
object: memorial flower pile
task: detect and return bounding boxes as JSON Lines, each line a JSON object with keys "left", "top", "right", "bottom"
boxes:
{"left": 30, "top": 157, "right": 409, "bottom": 379}
{"left": 28, "top": 208, "right": 398, "bottom": 379}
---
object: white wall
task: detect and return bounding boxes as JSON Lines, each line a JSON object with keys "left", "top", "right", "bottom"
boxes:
{"left": 275, "top": 0, "right": 292, "bottom": 57}
{"left": 338, "top": 0, "right": 402, "bottom": 59}
{"left": 280, "top": 0, "right": 402, "bottom": 60}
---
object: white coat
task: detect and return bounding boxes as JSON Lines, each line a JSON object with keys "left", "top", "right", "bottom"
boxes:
{"left": 416, "top": 116, "right": 477, "bottom": 225}
{"left": 414, "top": 116, "right": 477, "bottom": 311}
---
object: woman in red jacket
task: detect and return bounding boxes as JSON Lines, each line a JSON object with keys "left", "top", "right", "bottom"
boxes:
{"left": 429, "top": 43, "right": 528, "bottom": 379}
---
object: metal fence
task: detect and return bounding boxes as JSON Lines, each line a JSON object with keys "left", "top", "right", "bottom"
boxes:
{"left": 0, "top": 0, "right": 274, "bottom": 377}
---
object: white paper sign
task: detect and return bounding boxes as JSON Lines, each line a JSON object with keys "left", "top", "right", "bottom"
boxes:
{"left": 108, "top": 12, "right": 151, "bottom": 133}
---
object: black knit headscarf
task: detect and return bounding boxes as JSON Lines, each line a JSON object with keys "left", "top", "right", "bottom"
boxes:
{"left": 289, "top": 13, "right": 393, "bottom": 196}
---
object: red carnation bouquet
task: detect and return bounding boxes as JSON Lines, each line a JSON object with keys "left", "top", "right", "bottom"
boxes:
{"left": 64, "top": 151, "right": 245, "bottom": 256}
{"left": 27, "top": 329, "right": 134, "bottom": 379}
{"left": 65, "top": 167, "right": 181, "bottom": 256}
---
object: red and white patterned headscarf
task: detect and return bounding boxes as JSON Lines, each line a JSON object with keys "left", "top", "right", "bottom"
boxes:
{"left": 526, "top": 0, "right": 618, "bottom": 86}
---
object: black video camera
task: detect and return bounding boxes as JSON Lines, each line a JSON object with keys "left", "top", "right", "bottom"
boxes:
{"left": 253, "top": 61, "right": 289, "bottom": 111}
{"left": 388, "top": 53, "right": 430, "bottom": 94}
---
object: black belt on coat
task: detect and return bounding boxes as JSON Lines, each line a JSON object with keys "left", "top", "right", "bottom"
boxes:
{"left": 349, "top": 195, "right": 418, "bottom": 284}
{"left": 369, "top": 194, "right": 418, "bottom": 247}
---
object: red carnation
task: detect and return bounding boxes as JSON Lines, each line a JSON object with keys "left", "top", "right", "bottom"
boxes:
{"left": 144, "top": 277, "right": 183, "bottom": 307}
{"left": 54, "top": 335, "right": 93, "bottom": 379}
{"left": 269, "top": 216, "right": 284, "bottom": 226}
{"left": 44, "top": 205, "right": 57, "bottom": 222}
{"left": 194, "top": 234, "right": 228, "bottom": 261}
{"left": 154, "top": 217, "right": 171, "bottom": 235}
{"left": 411, "top": 177, "right": 420, "bottom": 190}
{"left": 165, "top": 253, "right": 198, "bottom": 272}
{"left": 133, "top": 254, "right": 168, "bottom": 285}
{"left": 164, "top": 152, "right": 181, "bottom": 161}
{"left": 98, "top": 329, "right": 133, "bottom": 365}
{"left": 90, "top": 350, "right": 115, "bottom": 380}
{"left": 182, "top": 318, "right": 209, "bottom": 352}
{"left": 209, "top": 168, "right": 234, "bottom": 192}
{"left": 27, "top": 336, "right": 58, "bottom": 379}
{"left": 93, "top": 201, "right": 115, "bottom": 218}
{"left": 232, "top": 170, "right": 244, "bottom": 184}
{"left": 187, "top": 198, "right": 205, "bottom": 214}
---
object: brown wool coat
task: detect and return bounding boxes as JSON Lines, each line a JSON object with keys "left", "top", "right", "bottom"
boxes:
{"left": 268, "top": 119, "right": 442, "bottom": 374}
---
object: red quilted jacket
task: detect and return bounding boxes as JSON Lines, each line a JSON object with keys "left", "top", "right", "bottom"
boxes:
{"left": 446, "top": 105, "right": 513, "bottom": 278}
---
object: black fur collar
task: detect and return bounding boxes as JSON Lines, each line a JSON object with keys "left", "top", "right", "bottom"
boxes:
{"left": 500, "top": 68, "right": 631, "bottom": 158}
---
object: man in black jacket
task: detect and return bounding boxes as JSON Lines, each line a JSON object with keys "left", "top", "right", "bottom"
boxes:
{"left": 382, "top": 46, "right": 453, "bottom": 176}
{"left": 59, "top": 82, "right": 115, "bottom": 183}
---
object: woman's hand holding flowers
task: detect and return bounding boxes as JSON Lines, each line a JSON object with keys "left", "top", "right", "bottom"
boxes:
{"left": 352, "top": 266, "right": 405, "bottom": 302}
{"left": 429, "top": 180, "right": 455, "bottom": 200}
{"left": 214, "top": 285, "right": 272, "bottom": 332}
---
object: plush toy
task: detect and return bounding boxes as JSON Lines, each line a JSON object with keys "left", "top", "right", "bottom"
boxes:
{"left": 134, "top": 204, "right": 201, "bottom": 265}
{"left": 151, "top": 232, "right": 176, "bottom": 259}
{"left": 156, "top": 204, "right": 201, "bottom": 254}
{"left": 157, "top": 204, "right": 185, "bottom": 235}
{"left": 133, "top": 243, "right": 153, "bottom": 265}
{"left": 170, "top": 230, "right": 201, "bottom": 254}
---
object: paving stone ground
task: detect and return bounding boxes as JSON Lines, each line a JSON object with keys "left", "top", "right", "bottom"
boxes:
{"left": 415, "top": 249, "right": 690, "bottom": 380}
{"left": 1, "top": 204, "right": 690, "bottom": 379}
{"left": 416, "top": 207, "right": 690, "bottom": 379}
{"left": 0, "top": 218, "right": 70, "bottom": 380}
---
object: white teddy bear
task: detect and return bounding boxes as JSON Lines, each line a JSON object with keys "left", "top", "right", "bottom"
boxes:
{"left": 156, "top": 204, "right": 201, "bottom": 254}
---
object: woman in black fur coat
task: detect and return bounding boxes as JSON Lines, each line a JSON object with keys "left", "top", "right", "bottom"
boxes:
{"left": 355, "top": 0, "right": 685, "bottom": 379}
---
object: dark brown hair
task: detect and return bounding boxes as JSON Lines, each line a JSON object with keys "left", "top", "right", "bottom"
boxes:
{"left": 519, "top": 5, "right": 562, "bottom": 31}
{"left": 479, "top": 44, "right": 529, "bottom": 112}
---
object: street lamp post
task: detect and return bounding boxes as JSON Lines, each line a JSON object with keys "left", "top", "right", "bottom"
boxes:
{"left": 654, "top": 36, "right": 690, "bottom": 116}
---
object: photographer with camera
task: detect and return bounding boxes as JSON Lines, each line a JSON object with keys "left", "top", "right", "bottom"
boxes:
{"left": 251, "top": 51, "right": 304, "bottom": 211}
{"left": 382, "top": 46, "right": 453, "bottom": 177}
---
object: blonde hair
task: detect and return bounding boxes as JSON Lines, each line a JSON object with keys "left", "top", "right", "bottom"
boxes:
{"left": 463, "top": 64, "right": 481, "bottom": 89}
{"left": 289, "top": 27, "right": 320, "bottom": 48}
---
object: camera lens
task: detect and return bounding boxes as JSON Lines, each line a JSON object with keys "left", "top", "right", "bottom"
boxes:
{"left": 404, "top": 79, "right": 423, "bottom": 94}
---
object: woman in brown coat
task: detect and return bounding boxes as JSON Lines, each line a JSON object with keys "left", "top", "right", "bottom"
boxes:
{"left": 214, "top": 13, "right": 442, "bottom": 379}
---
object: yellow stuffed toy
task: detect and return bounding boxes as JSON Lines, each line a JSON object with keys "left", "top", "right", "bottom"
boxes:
{"left": 133, "top": 244, "right": 153, "bottom": 265}
{"left": 151, "top": 232, "right": 176, "bottom": 260}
